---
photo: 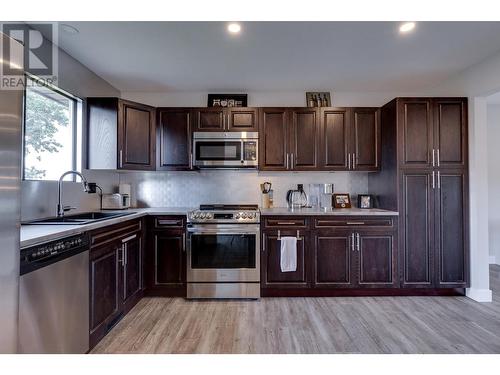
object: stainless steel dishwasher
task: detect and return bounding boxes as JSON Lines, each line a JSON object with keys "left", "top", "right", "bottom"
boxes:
{"left": 19, "top": 233, "right": 90, "bottom": 353}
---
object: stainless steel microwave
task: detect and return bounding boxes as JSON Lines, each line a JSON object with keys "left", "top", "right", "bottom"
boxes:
{"left": 193, "top": 132, "right": 258, "bottom": 168}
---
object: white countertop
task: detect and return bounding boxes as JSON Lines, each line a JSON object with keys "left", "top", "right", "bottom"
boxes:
{"left": 260, "top": 207, "right": 399, "bottom": 216}
{"left": 20, "top": 207, "right": 193, "bottom": 248}
{"left": 21, "top": 206, "right": 398, "bottom": 248}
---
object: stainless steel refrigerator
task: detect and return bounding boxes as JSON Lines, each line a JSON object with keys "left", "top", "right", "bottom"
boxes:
{"left": 0, "top": 32, "right": 23, "bottom": 353}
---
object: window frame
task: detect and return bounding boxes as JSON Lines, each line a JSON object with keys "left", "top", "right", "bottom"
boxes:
{"left": 22, "top": 74, "right": 82, "bottom": 182}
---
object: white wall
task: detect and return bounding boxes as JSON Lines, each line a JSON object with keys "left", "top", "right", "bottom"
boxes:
{"left": 487, "top": 104, "right": 500, "bottom": 264}
{"left": 121, "top": 90, "right": 424, "bottom": 108}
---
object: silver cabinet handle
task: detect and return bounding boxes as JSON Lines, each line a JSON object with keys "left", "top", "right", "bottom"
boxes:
{"left": 286, "top": 153, "right": 289, "bottom": 169}
{"left": 123, "top": 245, "right": 127, "bottom": 267}
{"left": 346, "top": 222, "right": 365, "bottom": 225}
{"left": 352, "top": 153, "right": 356, "bottom": 170}
{"left": 432, "top": 149, "right": 435, "bottom": 167}
{"left": 437, "top": 149, "right": 440, "bottom": 167}
{"left": 190, "top": 152, "right": 193, "bottom": 169}
{"left": 121, "top": 234, "right": 137, "bottom": 243}
{"left": 117, "top": 246, "right": 124, "bottom": 265}
{"left": 119, "top": 150, "right": 123, "bottom": 168}
{"left": 348, "top": 153, "right": 351, "bottom": 170}
{"left": 356, "top": 233, "right": 360, "bottom": 252}
{"left": 437, "top": 171, "right": 441, "bottom": 189}
{"left": 351, "top": 233, "right": 355, "bottom": 251}
{"left": 432, "top": 171, "right": 435, "bottom": 189}
{"left": 291, "top": 153, "right": 294, "bottom": 170}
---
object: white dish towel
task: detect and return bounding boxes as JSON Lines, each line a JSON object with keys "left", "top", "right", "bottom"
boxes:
{"left": 280, "top": 237, "right": 297, "bottom": 272}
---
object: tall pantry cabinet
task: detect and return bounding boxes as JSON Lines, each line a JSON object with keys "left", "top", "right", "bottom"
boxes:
{"left": 369, "top": 98, "right": 469, "bottom": 289}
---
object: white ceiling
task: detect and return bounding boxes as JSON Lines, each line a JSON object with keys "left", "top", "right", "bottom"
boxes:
{"left": 38, "top": 21, "right": 500, "bottom": 93}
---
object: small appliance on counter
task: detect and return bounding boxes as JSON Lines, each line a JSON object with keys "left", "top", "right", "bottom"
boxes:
{"left": 260, "top": 181, "right": 273, "bottom": 208}
{"left": 286, "top": 184, "right": 308, "bottom": 208}
{"left": 102, "top": 193, "right": 130, "bottom": 210}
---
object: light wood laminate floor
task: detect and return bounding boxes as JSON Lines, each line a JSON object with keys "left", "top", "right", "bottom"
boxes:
{"left": 92, "top": 265, "right": 500, "bottom": 354}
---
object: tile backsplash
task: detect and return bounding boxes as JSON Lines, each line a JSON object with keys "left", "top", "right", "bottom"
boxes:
{"left": 117, "top": 170, "right": 369, "bottom": 208}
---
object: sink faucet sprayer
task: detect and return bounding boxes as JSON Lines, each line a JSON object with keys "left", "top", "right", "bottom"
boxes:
{"left": 57, "top": 171, "right": 91, "bottom": 217}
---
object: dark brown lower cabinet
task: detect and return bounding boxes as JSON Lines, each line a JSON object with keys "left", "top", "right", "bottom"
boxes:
{"left": 261, "top": 216, "right": 398, "bottom": 295}
{"left": 400, "top": 169, "right": 469, "bottom": 289}
{"left": 89, "top": 220, "right": 143, "bottom": 349}
{"left": 261, "top": 230, "right": 308, "bottom": 288}
{"left": 313, "top": 230, "right": 354, "bottom": 288}
{"left": 357, "top": 231, "right": 397, "bottom": 288}
{"left": 145, "top": 216, "right": 186, "bottom": 296}
{"left": 435, "top": 169, "right": 469, "bottom": 288}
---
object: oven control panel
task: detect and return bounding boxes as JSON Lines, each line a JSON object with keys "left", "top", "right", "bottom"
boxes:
{"left": 188, "top": 210, "right": 259, "bottom": 223}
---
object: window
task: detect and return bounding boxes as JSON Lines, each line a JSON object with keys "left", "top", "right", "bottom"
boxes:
{"left": 23, "top": 75, "right": 82, "bottom": 181}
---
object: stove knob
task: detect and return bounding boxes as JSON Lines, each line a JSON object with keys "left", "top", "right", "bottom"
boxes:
{"left": 206, "top": 213, "right": 213, "bottom": 219}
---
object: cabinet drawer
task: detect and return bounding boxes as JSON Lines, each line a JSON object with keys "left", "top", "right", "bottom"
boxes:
{"left": 90, "top": 219, "right": 142, "bottom": 249}
{"left": 154, "top": 216, "right": 185, "bottom": 229}
{"left": 264, "top": 217, "right": 308, "bottom": 228}
{"left": 314, "top": 217, "right": 393, "bottom": 228}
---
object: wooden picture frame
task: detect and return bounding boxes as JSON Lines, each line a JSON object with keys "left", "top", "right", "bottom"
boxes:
{"left": 208, "top": 94, "right": 248, "bottom": 107}
{"left": 358, "top": 194, "right": 374, "bottom": 209}
{"left": 333, "top": 193, "right": 351, "bottom": 209}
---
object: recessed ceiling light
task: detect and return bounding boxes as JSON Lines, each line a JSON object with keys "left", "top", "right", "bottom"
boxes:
{"left": 227, "top": 23, "right": 241, "bottom": 34}
{"left": 399, "top": 22, "right": 416, "bottom": 33}
{"left": 60, "top": 24, "right": 79, "bottom": 35}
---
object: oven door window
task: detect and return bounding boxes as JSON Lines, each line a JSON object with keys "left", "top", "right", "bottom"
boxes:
{"left": 195, "top": 141, "right": 241, "bottom": 161}
{"left": 190, "top": 234, "right": 256, "bottom": 269}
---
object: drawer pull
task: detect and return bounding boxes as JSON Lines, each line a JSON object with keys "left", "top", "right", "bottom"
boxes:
{"left": 276, "top": 221, "right": 298, "bottom": 225}
{"left": 157, "top": 220, "right": 182, "bottom": 226}
{"left": 277, "top": 230, "right": 303, "bottom": 241}
{"left": 121, "top": 234, "right": 137, "bottom": 243}
{"left": 346, "top": 222, "right": 365, "bottom": 225}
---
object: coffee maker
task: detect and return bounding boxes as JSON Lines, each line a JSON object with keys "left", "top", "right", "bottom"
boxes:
{"left": 308, "top": 183, "right": 334, "bottom": 209}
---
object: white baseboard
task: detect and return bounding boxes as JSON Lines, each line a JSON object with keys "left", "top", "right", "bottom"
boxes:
{"left": 466, "top": 288, "right": 493, "bottom": 302}
{"left": 489, "top": 256, "right": 497, "bottom": 264}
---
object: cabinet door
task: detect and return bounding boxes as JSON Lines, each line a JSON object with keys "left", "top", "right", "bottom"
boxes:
{"left": 319, "top": 108, "right": 350, "bottom": 170}
{"left": 192, "top": 108, "right": 225, "bottom": 132}
{"left": 152, "top": 231, "right": 186, "bottom": 287}
{"left": 118, "top": 101, "right": 155, "bottom": 170}
{"left": 352, "top": 108, "right": 380, "bottom": 171}
{"left": 400, "top": 171, "right": 435, "bottom": 287}
{"left": 398, "top": 99, "right": 433, "bottom": 168}
{"left": 89, "top": 243, "right": 121, "bottom": 345}
{"left": 157, "top": 109, "right": 192, "bottom": 170}
{"left": 226, "top": 108, "right": 258, "bottom": 131}
{"left": 433, "top": 99, "right": 468, "bottom": 168}
{"left": 313, "top": 230, "right": 354, "bottom": 288}
{"left": 123, "top": 235, "right": 142, "bottom": 303}
{"left": 259, "top": 108, "right": 289, "bottom": 170}
{"left": 435, "top": 170, "right": 468, "bottom": 287}
{"left": 356, "top": 231, "right": 397, "bottom": 287}
{"left": 290, "top": 108, "right": 319, "bottom": 170}
{"left": 261, "top": 230, "right": 308, "bottom": 288}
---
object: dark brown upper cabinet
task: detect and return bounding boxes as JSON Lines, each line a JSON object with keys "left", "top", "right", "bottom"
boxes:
{"left": 351, "top": 107, "right": 380, "bottom": 171}
{"left": 319, "top": 108, "right": 350, "bottom": 170}
{"left": 289, "top": 108, "right": 319, "bottom": 170}
{"left": 398, "top": 98, "right": 433, "bottom": 169}
{"left": 318, "top": 107, "right": 380, "bottom": 171}
{"left": 192, "top": 107, "right": 258, "bottom": 132}
{"left": 157, "top": 108, "right": 193, "bottom": 171}
{"left": 259, "top": 108, "right": 289, "bottom": 171}
{"left": 433, "top": 98, "right": 468, "bottom": 169}
{"left": 226, "top": 108, "right": 259, "bottom": 131}
{"left": 87, "top": 98, "right": 155, "bottom": 170}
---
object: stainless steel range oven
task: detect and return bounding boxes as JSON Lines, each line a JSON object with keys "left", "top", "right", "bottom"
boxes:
{"left": 193, "top": 132, "right": 258, "bottom": 168}
{"left": 187, "top": 205, "right": 260, "bottom": 299}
